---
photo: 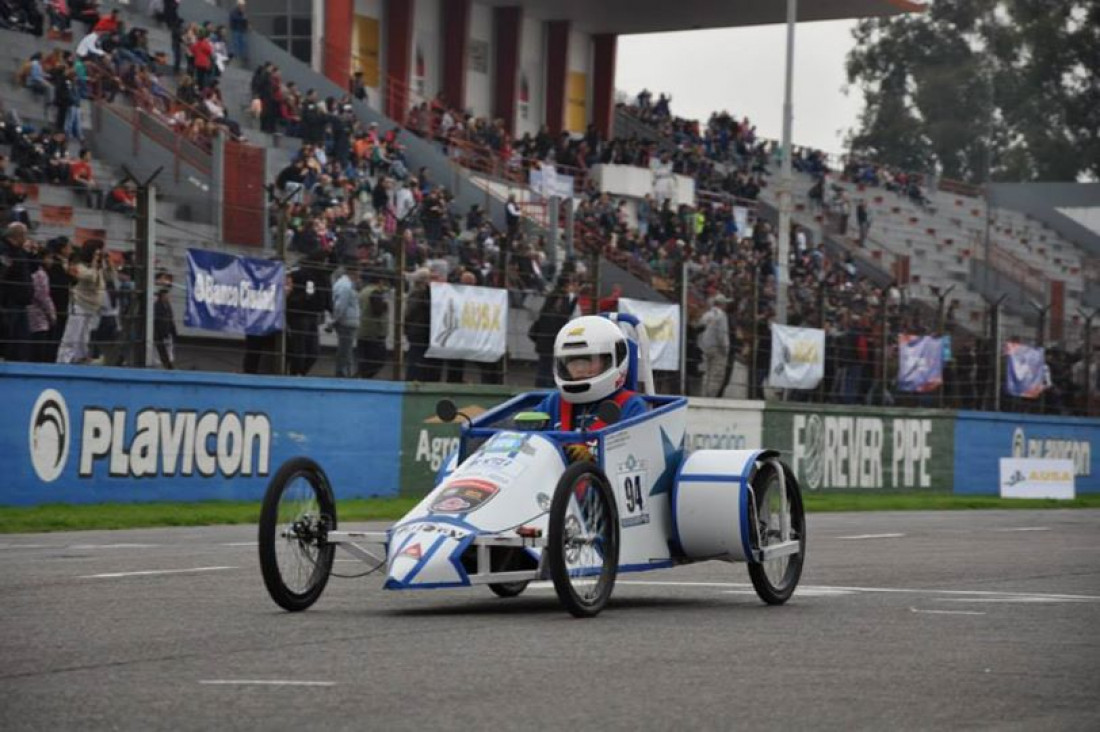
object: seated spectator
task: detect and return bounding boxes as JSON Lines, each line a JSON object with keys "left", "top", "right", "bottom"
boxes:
{"left": 24, "top": 53, "right": 51, "bottom": 97}
{"left": 69, "top": 148, "right": 102, "bottom": 208}
{"left": 46, "top": 0, "right": 70, "bottom": 31}
{"left": 105, "top": 180, "right": 137, "bottom": 215}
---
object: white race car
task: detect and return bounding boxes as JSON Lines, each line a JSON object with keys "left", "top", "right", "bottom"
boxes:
{"left": 259, "top": 314, "right": 806, "bottom": 617}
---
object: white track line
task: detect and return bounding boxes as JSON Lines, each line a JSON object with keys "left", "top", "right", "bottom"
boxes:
{"left": 990, "top": 527, "right": 1050, "bottom": 532}
{"left": 199, "top": 680, "right": 336, "bottom": 687}
{"left": 80, "top": 566, "right": 237, "bottom": 579}
{"left": 70, "top": 544, "right": 159, "bottom": 549}
{"left": 220, "top": 542, "right": 258, "bottom": 547}
{"left": 835, "top": 533, "right": 906, "bottom": 540}
{"left": 610, "top": 580, "right": 1100, "bottom": 602}
{"left": 910, "top": 608, "right": 986, "bottom": 616}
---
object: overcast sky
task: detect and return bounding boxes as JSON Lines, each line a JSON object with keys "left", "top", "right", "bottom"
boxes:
{"left": 616, "top": 19, "right": 862, "bottom": 155}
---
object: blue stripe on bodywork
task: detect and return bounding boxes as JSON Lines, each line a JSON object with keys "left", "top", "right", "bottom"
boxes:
{"left": 401, "top": 535, "right": 447, "bottom": 585}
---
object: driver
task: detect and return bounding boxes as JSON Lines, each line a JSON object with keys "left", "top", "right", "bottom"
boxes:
{"left": 533, "top": 316, "right": 647, "bottom": 437}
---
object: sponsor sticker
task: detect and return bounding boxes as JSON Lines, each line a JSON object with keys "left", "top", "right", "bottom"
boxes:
{"left": 430, "top": 478, "right": 500, "bottom": 514}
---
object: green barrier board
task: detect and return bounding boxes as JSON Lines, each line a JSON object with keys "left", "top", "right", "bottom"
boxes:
{"left": 399, "top": 384, "right": 515, "bottom": 496}
{"left": 763, "top": 403, "right": 956, "bottom": 492}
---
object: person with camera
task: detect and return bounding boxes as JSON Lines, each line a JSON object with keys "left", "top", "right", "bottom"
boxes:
{"left": 56, "top": 238, "right": 106, "bottom": 364}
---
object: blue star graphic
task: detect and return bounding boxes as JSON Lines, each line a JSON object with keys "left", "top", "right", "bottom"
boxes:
{"left": 650, "top": 426, "right": 684, "bottom": 496}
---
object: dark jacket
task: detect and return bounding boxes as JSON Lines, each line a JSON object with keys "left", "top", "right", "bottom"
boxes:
{"left": 404, "top": 283, "right": 431, "bottom": 348}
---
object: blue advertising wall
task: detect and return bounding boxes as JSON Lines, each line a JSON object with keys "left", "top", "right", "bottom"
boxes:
{"left": 2, "top": 364, "right": 404, "bottom": 506}
{"left": 953, "top": 411, "right": 1099, "bottom": 495}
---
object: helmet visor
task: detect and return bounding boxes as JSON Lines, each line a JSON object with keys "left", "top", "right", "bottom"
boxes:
{"left": 555, "top": 353, "right": 612, "bottom": 383}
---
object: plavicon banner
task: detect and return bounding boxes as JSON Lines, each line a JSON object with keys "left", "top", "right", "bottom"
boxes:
{"left": 1, "top": 364, "right": 403, "bottom": 505}
{"left": 185, "top": 248, "right": 284, "bottom": 335}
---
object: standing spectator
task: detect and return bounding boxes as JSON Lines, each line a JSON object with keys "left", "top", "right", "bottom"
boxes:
{"left": 530, "top": 276, "right": 576, "bottom": 387}
{"left": 285, "top": 253, "right": 327, "bottom": 376}
{"left": 357, "top": 273, "right": 389, "bottom": 378}
{"left": 698, "top": 294, "right": 730, "bottom": 397}
{"left": 56, "top": 238, "right": 105, "bottom": 364}
{"left": 0, "top": 222, "right": 34, "bottom": 361}
{"left": 404, "top": 267, "right": 438, "bottom": 382}
{"left": 153, "top": 271, "right": 177, "bottom": 369}
{"left": 228, "top": 1, "right": 248, "bottom": 64}
{"left": 190, "top": 29, "right": 214, "bottom": 88}
{"left": 25, "top": 239, "right": 56, "bottom": 363}
{"left": 44, "top": 237, "right": 72, "bottom": 361}
{"left": 505, "top": 193, "right": 521, "bottom": 241}
{"left": 329, "top": 264, "right": 360, "bottom": 377}
{"left": 856, "top": 199, "right": 870, "bottom": 246}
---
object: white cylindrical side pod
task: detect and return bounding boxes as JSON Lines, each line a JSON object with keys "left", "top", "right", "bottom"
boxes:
{"left": 672, "top": 449, "right": 777, "bottom": 563}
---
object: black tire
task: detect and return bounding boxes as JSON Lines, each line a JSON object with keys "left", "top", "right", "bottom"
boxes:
{"left": 546, "top": 462, "right": 620, "bottom": 618}
{"left": 747, "top": 461, "right": 806, "bottom": 605}
{"left": 488, "top": 581, "right": 529, "bottom": 598}
{"left": 259, "top": 457, "right": 337, "bottom": 612}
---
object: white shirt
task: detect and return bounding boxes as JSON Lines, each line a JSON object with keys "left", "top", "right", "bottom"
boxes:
{"left": 394, "top": 187, "right": 415, "bottom": 221}
{"left": 76, "top": 32, "right": 105, "bottom": 58}
{"left": 699, "top": 306, "right": 730, "bottom": 352}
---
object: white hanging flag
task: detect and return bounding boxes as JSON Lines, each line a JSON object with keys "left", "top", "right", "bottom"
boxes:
{"left": 619, "top": 298, "right": 681, "bottom": 371}
{"left": 426, "top": 283, "right": 508, "bottom": 362}
{"left": 769, "top": 324, "right": 825, "bottom": 389}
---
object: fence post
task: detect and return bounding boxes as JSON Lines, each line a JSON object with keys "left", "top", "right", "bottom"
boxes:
{"left": 394, "top": 228, "right": 407, "bottom": 381}
{"left": 881, "top": 296, "right": 889, "bottom": 406}
{"left": 679, "top": 259, "right": 688, "bottom": 396}
{"left": 276, "top": 199, "right": 289, "bottom": 374}
{"left": 990, "top": 294, "right": 1006, "bottom": 412}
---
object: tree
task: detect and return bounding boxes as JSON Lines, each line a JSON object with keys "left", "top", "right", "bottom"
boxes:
{"left": 846, "top": 0, "right": 1100, "bottom": 183}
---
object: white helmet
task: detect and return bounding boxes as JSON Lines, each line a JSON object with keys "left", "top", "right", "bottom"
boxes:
{"left": 553, "top": 316, "right": 630, "bottom": 404}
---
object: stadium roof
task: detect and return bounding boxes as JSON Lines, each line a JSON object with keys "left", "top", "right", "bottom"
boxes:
{"left": 481, "top": 0, "right": 926, "bottom": 35}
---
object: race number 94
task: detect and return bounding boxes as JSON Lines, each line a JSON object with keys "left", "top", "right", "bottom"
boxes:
{"left": 618, "top": 473, "right": 645, "bottom": 514}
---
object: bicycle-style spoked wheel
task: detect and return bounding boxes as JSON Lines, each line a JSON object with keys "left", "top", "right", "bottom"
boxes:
{"left": 547, "top": 462, "right": 620, "bottom": 618}
{"left": 259, "top": 457, "right": 337, "bottom": 611}
{"left": 747, "top": 461, "right": 806, "bottom": 605}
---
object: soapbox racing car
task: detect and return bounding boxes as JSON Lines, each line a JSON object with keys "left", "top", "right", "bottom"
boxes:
{"left": 258, "top": 314, "right": 806, "bottom": 617}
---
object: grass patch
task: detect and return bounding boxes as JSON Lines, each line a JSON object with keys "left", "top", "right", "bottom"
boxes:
{"left": 0, "top": 497, "right": 422, "bottom": 534}
{"left": 1, "top": 493, "right": 1097, "bottom": 534}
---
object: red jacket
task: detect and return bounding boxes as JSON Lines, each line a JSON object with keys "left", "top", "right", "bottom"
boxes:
{"left": 191, "top": 39, "right": 213, "bottom": 70}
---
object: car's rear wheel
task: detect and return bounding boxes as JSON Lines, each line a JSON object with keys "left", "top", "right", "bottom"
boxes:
{"left": 746, "top": 461, "right": 805, "bottom": 605}
{"left": 547, "top": 462, "right": 619, "bottom": 618}
{"left": 259, "top": 457, "right": 336, "bottom": 612}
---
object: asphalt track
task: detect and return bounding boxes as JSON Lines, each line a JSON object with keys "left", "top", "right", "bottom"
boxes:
{"left": 2, "top": 510, "right": 1098, "bottom": 731}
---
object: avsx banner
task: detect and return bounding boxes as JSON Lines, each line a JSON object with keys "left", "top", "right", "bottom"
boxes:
{"left": 618, "top": 298, "right": 681, "bottom": 371}
{"left": 769, "top": 324, "right": 825, "bottom": 389}
{"left": 185, "top": 249, "right": 284, "bottom": 335}
{"left": 898, "top": 335, "right": 944, "bottom": 392}
{"left": 427, "top": 283, "right": 508, "bottom": 362}
{"left": 1004, "top": 342, "right": 1047, "bottom": 398}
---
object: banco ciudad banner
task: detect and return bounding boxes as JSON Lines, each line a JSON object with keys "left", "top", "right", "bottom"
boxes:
{"left": 185, "top": 249, "right": 285, "bottom": 335}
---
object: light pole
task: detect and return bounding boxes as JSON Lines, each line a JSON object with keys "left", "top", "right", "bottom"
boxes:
{"left": 774, "top": 0, "right": 797, "bottom": 326}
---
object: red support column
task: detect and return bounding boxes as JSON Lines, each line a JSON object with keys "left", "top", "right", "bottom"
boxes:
{"left": 323, "top": 0, "right": 354, "bottom": 89}
{"left": 545, "top": 21, "right": 570, "bottom": 135}
{"left": 385, "top": 0, "right": 415, "bottom": 120}
{"left": 493, "top": 7, "right": 522, "bottom": 135}
{"left": 592, "top": 34, "right": 617, "bottom": 139}
{"left": 441, "top": 0, "right": 470, "bottom": 109}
